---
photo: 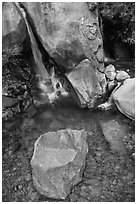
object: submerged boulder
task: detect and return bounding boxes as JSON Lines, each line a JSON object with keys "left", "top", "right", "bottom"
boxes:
{"left": 100, "top": 119, "right": 126, "bottom": 152}
{"left": 31, "top": 129, "right": 88, "bottom": 199}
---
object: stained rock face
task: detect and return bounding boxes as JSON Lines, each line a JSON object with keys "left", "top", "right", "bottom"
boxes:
{"left": 20, "top": 2, "right": 107, "bottom": 107}
{"left": 2, "top": 2, "right": 26, "bottom": 51}
{"left": 31, "top": 129, "right": 88, "bottom": 199}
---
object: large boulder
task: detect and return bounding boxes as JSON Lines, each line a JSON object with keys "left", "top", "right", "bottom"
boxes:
{"left": 31, "top": 129, "right": 88, "bottom": 199}
{"left": 66, "top": 59, "right": 106, "bottom": 108}
{"left": 112, "top": 78, "right": 135, "bottom": 120}
{"left": 21, "top": 2, "right": 104, "bottom": 70}
{"left": 19, "top": 2, "right": 107, "bottom": 107}
{"left": 2, "top": 2, "right": 26, "bottom": 51}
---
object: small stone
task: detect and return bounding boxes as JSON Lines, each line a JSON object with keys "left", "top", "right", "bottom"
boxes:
{"left": 13, "top": 167, "right": 17, "bottom": 171}
{"left": 17, "top": 177, "right": 22, "bottom": 182}
{"left": 105, "top": 64, "right": 116, "bottom": 81}
{"left": 8, "top": 150, "right": 12, "bottom": 156}
{"left": 77, "top": 197, "right": 89, "bottom": 202}
{"left": 69, "top": 193, "right": 78, "bottom": 201}
{"left": 96, "top": 47, "right": 104, "bottom": 63}
{"left": 25, "top": 173, "right": 31, "bottom": 181}
{"left": 126, "top": 172, "right": 133, "bottom": 180}
{"left": 30, "top": 193, "right": 38, "bottom": 201}
{"left": 117, "top": 180, "right": 123, "bottom": 187}
{"left": 18, "top": 185, "right": 22, "bottom": 189}
{"left": 116, "top": 70, "right": 130, "bottom": 82}
{"left": 80, "top": 190, "right": 89, "bottom": 197}
{"left": 81, "top": 185, "right": 89, "bottom": 192}
{"left": 112, "top": 179, "right": 117, "bottom": 185}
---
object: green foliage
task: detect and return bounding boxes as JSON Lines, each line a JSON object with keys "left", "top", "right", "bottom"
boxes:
{"left": 2, "top": 46, "right": 36, "bottom": 118}
{"left": 99, "top": 2, "right": 135, "bottom": 45}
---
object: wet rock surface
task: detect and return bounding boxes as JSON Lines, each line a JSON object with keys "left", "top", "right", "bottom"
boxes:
{"left": 2, "top": 96, "right": 135, "bottom": 202}
{"left": 19, "top": 2, "right": 107, "bottom": 107}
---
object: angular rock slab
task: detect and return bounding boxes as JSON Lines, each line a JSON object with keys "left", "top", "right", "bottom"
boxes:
{"left": 66, "top": 59, "right": 106, "bottom": 108}
{"left": 31, "top": 129, "right": 88, "bottom": 199}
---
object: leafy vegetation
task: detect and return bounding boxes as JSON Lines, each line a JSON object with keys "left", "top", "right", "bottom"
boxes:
{"left": 99, "top": 2, "right": 135, "bottom": 45}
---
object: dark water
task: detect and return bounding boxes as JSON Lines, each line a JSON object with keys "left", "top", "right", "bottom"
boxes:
{"left": 2, "top": 62, "right": 135, "bottom": 202}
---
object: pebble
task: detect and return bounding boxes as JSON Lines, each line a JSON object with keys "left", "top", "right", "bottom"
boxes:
{"left": 8, "top": 150, "right": 12, "bottom": 156}
{"left": 18, "top": 185, "right": 22, "bottom": 189}
{"left": 81, "top": 185, "right": 89, "bottom": 192}
{"left": 25, "top": 173, "right": 31, "bottom": 181}
{"left": 89, "top": 186, "right": 102, "bottom": 196}
{"left": 80, "top": 191, "right": 89, "bottom": 197}
{"left": 126, "top": 172, "right": 133, "bottom": 180}
{"left": 69, "top": 193, "right": 78, "bottom": 201}
{"left": 117, "top": 180, "right": 123, "bottom": 187}
{"left": 112, "top": 179, "right": 117, "bottom": 185}
{"left": 30, "top": 193, "right": 38, "bottom": 201}
{"left": 13, "top": 167, "right": 17, "bottom": 171}
{"left": 77, "top": 197, "right": 89, "bottom": 202}
{"left": 17, "top": 177, "right": 22, "bottom": 182}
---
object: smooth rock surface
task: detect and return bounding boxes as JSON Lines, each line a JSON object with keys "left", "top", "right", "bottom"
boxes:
{"left": 116, "top": 70, "right": 130, "bottom": 82}
{"left": 31, "top": 129, "right": 88, "bottom": 199}
{"left": 112, "top": 78, "right": 135, "bottom": 120}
